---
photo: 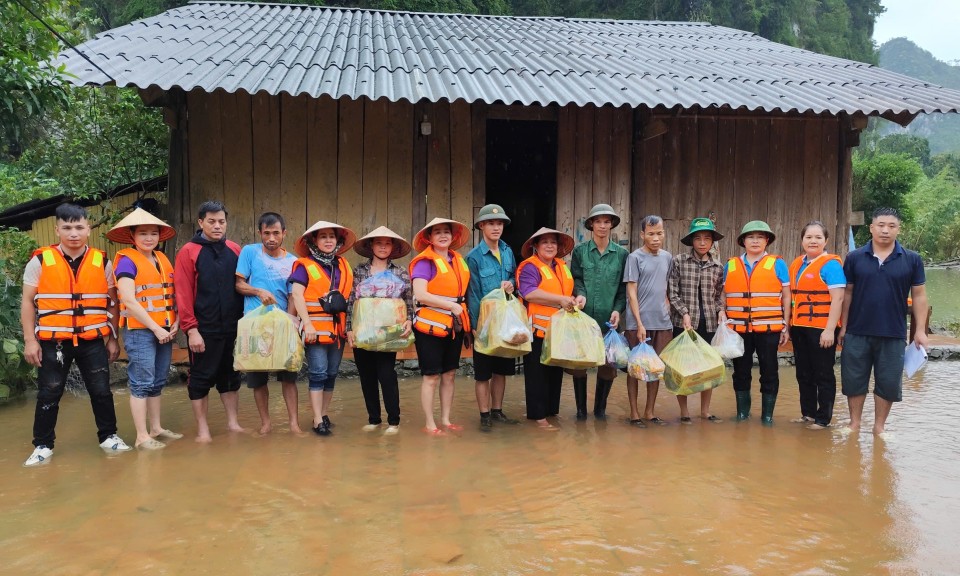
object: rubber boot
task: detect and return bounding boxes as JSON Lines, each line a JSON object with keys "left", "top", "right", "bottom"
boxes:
{"left": 593, "top": 378, "right": 613, "bottom": 420}
{"left": 761, "top": 393, "right": 777, "bottom": 426}
{"left": 735, "top": 391, "right": 752, "bottom": 421}
{"left": 573, "top": 377, "right": 588, "bottom": 420}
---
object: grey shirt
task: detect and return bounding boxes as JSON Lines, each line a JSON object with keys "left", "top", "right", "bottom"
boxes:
{"left": 623, "top": 247, "right": 672, "bottom": 331}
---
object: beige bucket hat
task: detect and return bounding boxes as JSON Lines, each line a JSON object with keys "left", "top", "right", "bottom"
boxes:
{"left": 413, "top": 217, "right": 470, "bottom": 252}
{"left": 295, "top": 220, "right": 357, "bottom": 257}
{"left": 521, "top": 227, "right": 575, "bottom": 259}
{"left": 105, "top": 208, "right": 176, "bottom": 244}
{"left": 353, "top": 226, "right": 412, "bottom": 260}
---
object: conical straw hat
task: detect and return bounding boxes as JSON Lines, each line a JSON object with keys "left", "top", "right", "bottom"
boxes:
{"left": 295, "top": 220, "right": 357, "bottom": 257}
{"left": 105, "top": 208, "right": 176, "bottom": 244}
{"left": 413, "top": 217, "right": 470, "bottom": 252}
{"left": 353, "top": 226, "right": 412, "bottom": 260}
{"left": 521, "top": 227, "right": 575, "bottom": 259}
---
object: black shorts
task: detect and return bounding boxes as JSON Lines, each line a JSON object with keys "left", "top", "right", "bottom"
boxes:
{"left": 473, "top": 350, "right": 515, "bottom": 381}
{"left": 414, "top": 331, "right": 464, "bottom": 376}
{"left": 244, "top": 370, "right": 298, "bottom": 388}
{"left": 187, "top": 334, "right": 242, "bottom": 400}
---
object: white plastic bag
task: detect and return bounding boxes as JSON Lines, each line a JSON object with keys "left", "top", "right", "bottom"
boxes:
{"left": 711, "top": 321, "right": 745, "bottom": 359}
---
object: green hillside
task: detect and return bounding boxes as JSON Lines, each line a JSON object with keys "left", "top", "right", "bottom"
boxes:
{"left": 879, "top": 38, "right": 960, "bottom": 154}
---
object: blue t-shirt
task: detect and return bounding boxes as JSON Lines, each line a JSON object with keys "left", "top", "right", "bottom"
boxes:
{"left": 843, "top": 241, "right": 925, "bottom": 339}
{"left": 794, "top": 256, "right": 846, "bottom": 289}
{"left": 723, "top": 253, "right": 790, "bottom": 285}
{"left": 236, "top": 244, "right": 298, "bottom": 314}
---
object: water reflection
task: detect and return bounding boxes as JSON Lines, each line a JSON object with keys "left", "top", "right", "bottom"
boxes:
{"left": 1, "top": 363, "right": 957, "bottom": 574}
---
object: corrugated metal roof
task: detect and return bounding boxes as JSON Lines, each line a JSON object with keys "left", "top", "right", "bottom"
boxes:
{"left": 59, "top": 1, "right": 960, "bottom": 117}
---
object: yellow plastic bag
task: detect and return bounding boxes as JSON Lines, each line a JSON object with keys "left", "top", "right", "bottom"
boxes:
{"left": 234, "top": 305, "right": 304, "bottom": 372}
{"left": 541, "top": 308, "right": 605, "bottom": 369}
{"left": 352, "top": 297, "right": 414, "bottom": 352}
{"left": 474, "top": 289, "right": 532, "bottom": 359}
{"left": 660, "top": 329, "right": 726, "bottom": 396}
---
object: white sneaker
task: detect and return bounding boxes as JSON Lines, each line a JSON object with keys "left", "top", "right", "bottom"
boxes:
{"left": 24, "top": 446, "right": 54, "bottom": 467}
{"left": 99, "top": 434, "right": 132, "bottom": 453}
{"left": 362, "top": 424, "right": 381, "bottom": 432}
{"left": 383, "top": 425, "right": 400, "bottom": 436}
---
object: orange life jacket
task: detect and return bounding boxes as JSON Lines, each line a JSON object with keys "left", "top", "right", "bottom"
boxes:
{"left": 516, "top": 255, "right": 574, "bottom": 338}
{"left": 33, "top": 246, "right": 112, "bottom": 343}
{"left": 408, "top": 246, "right": 471, "bottom": 337}
{"left": 789, "top": 254, "right": 842, "bottom": 329}
{"left": 292, "top": 256, "right": 354, "bottom": 344}
{"left": 724, "top": 254, "right": 786, "bottom": 334}
{"left": 114, "top": 248, "right": 176, "bottom": 330}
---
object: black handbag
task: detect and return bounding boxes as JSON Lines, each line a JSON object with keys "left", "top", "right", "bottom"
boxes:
{"left": 319, "top": 290, "right": 348, "bottom": 314}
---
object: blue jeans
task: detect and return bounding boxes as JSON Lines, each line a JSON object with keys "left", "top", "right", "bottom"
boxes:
{"left": 33, "top": 338, "right": 117, "bottom": 448}
{"left": 306, "top": 343, "right": 343, "bottom": 391}
{"left": 123, "top": 328, "right": 173, "bottom": 399}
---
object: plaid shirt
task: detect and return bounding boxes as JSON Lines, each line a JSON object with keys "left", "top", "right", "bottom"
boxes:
{"left": 668, "top": 249, "right": 725, "bottom": 332}
{"left": 345, "top": 260, "right": 415, "bottom": 331}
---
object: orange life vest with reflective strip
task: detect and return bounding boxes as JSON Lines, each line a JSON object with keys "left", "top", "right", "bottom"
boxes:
{"left": 114, "top": 248, "right": 176, "bottom": 330}
{"left": 408, "top": 246, "right": 471, "bottom": 338}
{"left": 33, "top": 246, "right": 112, "bottom": 342}
{"left": 789, "top": 254, "right": 842, "bottom": 329}
{"left": 292, "top": 256, "right": 353, "bottom": 344}
{"left": 724, "top": 254, "right": 785, "bottom": 334}
{"left": 516, "top": 255, "right": 574, "bottom": 338}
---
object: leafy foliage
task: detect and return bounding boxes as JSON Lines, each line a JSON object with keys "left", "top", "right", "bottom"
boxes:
{"left": 0, "top": 246, "right": 38, "bottom": 400}
{"left": 19, "top": 87, "right": 168, "bottom": 201}
{"left": 0, "top": 0, "right": 71, "bottom": 151}
{"left": 0, "top": 162, "right": 61, "bottom": 211}
{"left": 851, "top": 151, "right": 923, "bottom": 246}
{"left": 900, "top": 166, "right": 960, "bottom": 262}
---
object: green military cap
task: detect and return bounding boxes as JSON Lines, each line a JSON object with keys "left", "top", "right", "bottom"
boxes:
{"left": 737, "top": 220, "right": 776, "bottom": 247}
{"left": 681, "top": 217, "right": 724, "bottom": 246}
{"left": 584, "top": 203, "right": 621, "bottom": 230}
{"left": 474, "top": 204, "right": 511, "bottom": 229}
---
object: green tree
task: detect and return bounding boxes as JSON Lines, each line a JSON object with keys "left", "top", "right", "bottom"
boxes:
{"left": 852, "top": 152, "right": 924, "bottom": 245}
{"left": 0, "top": 0, "right": 71, "bottom": 154}
{"left": 876, "top": 134, "right": 932, "bottom": 172}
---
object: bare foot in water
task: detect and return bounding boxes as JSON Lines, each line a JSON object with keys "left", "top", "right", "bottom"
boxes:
{"left": 195, "top": 433, "right": 213, "bottom": 443}
{"left": 226, "top": 423, "right": 248, "bottom": 433}
{"left": 289, "top": 424, "right": 304, "bottom": 436}
{"left": 258, "top": 423, "right": 272, "bottom": 435}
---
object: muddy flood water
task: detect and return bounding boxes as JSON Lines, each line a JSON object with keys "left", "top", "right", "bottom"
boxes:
{"left": 2, "top": 363, "right": 958, "bottom": 575}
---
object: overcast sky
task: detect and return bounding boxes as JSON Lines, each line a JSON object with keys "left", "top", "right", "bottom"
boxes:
{"left": 873, "top": 0, "right": 960, "bottom": 64}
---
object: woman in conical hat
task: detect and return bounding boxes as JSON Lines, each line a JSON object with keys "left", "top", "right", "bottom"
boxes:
{"left": 516, "top": 227, "right": 583, "bottom": 430}
{"left": 408, "top": 217, "right": 472, "bottom": 435}
{"left": 107, "top": 208, "right": 182, "bottom": 450}
{"left": 346, "top": 226, "right": 413, "bottom": 435}
{"left": 289, "top": 220, "right": 356, "bottom": 437}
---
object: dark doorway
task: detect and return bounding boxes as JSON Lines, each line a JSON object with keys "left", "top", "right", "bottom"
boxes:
{"left": 485, "top": 119, "right": 558, "bottom": 253}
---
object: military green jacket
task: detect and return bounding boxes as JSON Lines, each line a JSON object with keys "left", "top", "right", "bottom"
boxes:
{"left": 570, "top": 238, "right": 628, "bottom": 330}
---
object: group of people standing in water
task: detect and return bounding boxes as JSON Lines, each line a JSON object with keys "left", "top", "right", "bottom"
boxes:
{"left": 21, "top": 199, "right": 928, "bottom": 467}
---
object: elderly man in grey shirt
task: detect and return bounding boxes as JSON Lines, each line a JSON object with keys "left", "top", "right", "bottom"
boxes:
{"left": 623, "top": 215, "right": 673, "bottom": 427}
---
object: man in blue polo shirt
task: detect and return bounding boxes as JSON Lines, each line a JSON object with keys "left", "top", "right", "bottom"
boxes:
{"left": 839, "top": 207, "right": 928, "bottom": 436}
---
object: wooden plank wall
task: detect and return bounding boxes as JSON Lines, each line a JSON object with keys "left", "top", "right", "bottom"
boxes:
{"left": 633, "top": 112, "right": 844, "bottom": 262}
{"left": 554, "top": 104, "right": 634, "bottom": 248}
{"left": 180, "top": 90, "right": 477, "bottom": 264}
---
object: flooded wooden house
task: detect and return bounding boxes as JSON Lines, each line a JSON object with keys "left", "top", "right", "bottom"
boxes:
{"left": 61, "top": 2, "right": 960, "bottom": 261}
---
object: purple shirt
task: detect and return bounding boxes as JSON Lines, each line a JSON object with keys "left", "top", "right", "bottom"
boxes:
{"left": 289, "top": 257, "right": 342, "bottom": 288}
{"left": 411, "top": 253, "right": 456, "bottom": 283}
{"left": 519, "top": 261, "right": 562, "bottom": 298}
{"left": 114, "top": 253, "right": 162, "bottom": 280}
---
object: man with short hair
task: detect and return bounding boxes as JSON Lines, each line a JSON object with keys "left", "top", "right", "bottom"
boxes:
{"left": 839, "top": 207, "right": 928, "bottom": 436}
{"left": 235, "top": 212, "right": 301, "bottom": 435}
{"left": 174, "top": 201, "right": 245, "bottom": 442}
{"left": 623, "top": 215, "right": 674, "bottom": 427}
{"left": 22, "top": 203, "right": 132, "bottom": 466}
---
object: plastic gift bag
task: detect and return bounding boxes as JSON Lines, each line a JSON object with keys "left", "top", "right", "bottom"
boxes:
{"left": 603, "top": 326, "right": 630, "bottom": 369}
{"left": 475, "top": 289, "right": 532, "bottom": 358}
{"left": 353, "top": 297, "right": 414, "bottom": 352}
{"left": 711, "top": 321, "right": 745, "bottom": 359}
{"left": 626, "top": 339, "right": 665, "bottom": 382}
{"left": 234, "top": 305, "right": 304, "bottom": 372}
{"left": 355, "top": 271, "right": 406, "bottom": 299}
{"left": 541, "top": 308, "right": 605, "bottom": 369}
{"left": 660, "top": 329, "right": 726, "bottom": 396}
